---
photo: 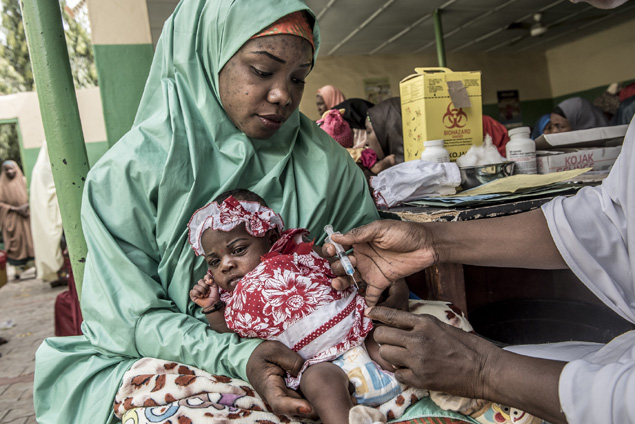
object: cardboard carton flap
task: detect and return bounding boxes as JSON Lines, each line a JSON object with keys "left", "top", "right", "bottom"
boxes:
{"left": 535, "top": 125, "right": 628, "bottom": 149}
{"left": 414, "top": 67, "right": 453, "bottom": 74}
{"left": 401, "top": 67, "right": 453, "bottom": 84}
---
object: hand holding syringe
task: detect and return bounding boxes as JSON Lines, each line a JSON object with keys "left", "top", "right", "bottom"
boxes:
{"left": 324, "top": 225, "right": 358, "bottom": 289}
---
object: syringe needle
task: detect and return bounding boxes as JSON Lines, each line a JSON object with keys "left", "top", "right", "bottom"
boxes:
{"left": 325, "top": 224, "right": 359, "bottom": 290}
{"left": 350, "top": 274, "right": 359, "bottom": 289}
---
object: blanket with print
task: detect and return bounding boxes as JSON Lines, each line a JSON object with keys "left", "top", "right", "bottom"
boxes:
{"left": 114, "top": 357, "right": 425, "bottom": 423}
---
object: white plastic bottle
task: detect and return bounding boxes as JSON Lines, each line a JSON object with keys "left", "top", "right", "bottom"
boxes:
{"left": 505, "top": 126, "right": 536, "bottom": 174}
{"left": 420, "top": 139, "right": 450, "bottom": 163}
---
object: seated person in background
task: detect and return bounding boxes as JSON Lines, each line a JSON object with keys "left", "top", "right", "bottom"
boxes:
{"left": 544, "top": 97, "right": 608, "bottom": 134}
{"left": 188, "top": 189, "right": 409, "bottom": 424}
{"left": 613, "top": 94, "right": 635, "bottom": 125}
{"left": 531, "top": 113, "right": 551, "bottom": 140}
{"left": 612, "top": 82, "right": 635, "bottom": 125}
{"left": 318, "top": 109, "right": 395, "bottom": 177}
{"left": 366, "top": 97, "right": 405, "bottom": 164}
{"left": 316, "top": 84, "right": 345, "bottom": 116}
{"left": 332, "top": 98, "right": 376, "bottom": 148}
{"left": 593, "top": 82, "right": 622, "bottom": 122}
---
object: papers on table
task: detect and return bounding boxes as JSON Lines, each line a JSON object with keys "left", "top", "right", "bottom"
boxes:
{"left": 404, "top": 168, "right": 590, "bottom": 208}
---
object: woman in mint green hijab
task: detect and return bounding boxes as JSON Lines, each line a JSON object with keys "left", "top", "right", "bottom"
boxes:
{"left": 33, "top": 1, "right": 380, "bottom": 422}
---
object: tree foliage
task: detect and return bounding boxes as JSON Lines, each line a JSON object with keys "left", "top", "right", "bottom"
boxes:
{"left": 0, "top": 0, "right": 98, "bottom": 166}
{"left": 62, "top": 3, "right": 98, "bottom": 88}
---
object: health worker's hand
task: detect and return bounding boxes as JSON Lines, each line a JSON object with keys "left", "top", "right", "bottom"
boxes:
{"left": 246, "top": 341, "right": 316, "bottom": 419}
{"left": 319, "top": 244, "right": 363, "bottom": 289}
{"left": 326, "top": 220, "right": 436, "bottom": 306}
{"left": 375, "top": 278, "right": 410, "bottom": 311}
{"left": 366, "top": 306, "right": 498, "bottom": 399}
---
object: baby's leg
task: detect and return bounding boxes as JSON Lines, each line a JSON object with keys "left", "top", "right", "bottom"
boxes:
{"left": 300, "top": 362, "right": 353, "bottom": 424}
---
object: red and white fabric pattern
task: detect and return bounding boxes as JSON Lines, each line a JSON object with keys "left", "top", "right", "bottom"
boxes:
{"left": 187, "top": 196, "right": 284, "bottom": 256}
{"left": 219, "top": 228, "right": 373, "bottom": 389}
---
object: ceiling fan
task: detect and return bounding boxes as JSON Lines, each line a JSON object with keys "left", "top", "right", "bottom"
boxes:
{"left": 507, "top": 13, "right": 548, "bottom": 37}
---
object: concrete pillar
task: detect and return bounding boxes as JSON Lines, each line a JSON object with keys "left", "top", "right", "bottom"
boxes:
{"left": 21, "top": 0, "right": 91, "bottom": 293}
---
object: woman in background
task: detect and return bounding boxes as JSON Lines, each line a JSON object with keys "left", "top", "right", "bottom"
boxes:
{"left": 0, "top": 160, "right": 34, "bottom": 280}
{"left": 29, "top": 141, "right": 67, "bottom": 287}
{"left": 316, "top": 84, "right": 345, "bottom": 116}
{"left": 332, "top": 98, "right": 375, "bottom": 148}
{"left": 531, "top": 113, "right": 551, "bottom": 140}
{"left": 545, "top": 97, "right": 608, "bottom": 134}
{"left": 366, "top": 97, "right": 405, "bottom": 164}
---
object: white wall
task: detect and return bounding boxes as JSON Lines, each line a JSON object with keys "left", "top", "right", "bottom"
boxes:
{"left": 0, "top": 87, "right": 107, "bottom": 149}
{"left": 546, "top": 17, "right": 635, "bottom": 98}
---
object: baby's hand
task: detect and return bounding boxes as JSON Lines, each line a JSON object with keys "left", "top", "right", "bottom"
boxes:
{"left": 189, "top": 274, "right": 220, "bottom": 309}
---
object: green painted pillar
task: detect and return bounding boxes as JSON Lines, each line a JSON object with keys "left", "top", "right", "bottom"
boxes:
{"left": 86, "top": 0, "right": 154, "bottom": 147}
{"left": 21, "top": 0, "right": 89, "bottom": 296}
{"left": 434, "top": 9, "right": 447, "bottom": 68}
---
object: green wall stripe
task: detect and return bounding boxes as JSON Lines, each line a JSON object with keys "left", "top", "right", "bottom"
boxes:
{"left": 93, "top": 43, "right": 153, "bottom": 147}
{"left": 483, "top": 98, "right": 555, "bottom": 131}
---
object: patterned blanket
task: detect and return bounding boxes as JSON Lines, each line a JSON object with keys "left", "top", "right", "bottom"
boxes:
{"left": 114, "top": 357, "right": 426, "bottom": 423}
{"left": 114, "top": 300, "right": 540, "bottom": 424}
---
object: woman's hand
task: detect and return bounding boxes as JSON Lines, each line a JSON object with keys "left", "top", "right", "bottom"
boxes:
{"left": 246, "top": 341, "right": 316, "bottom": 419}
{"left": 189, "top": 274, "right": 219, "bottom": 309}
{"left": 325, "top": 220, "right": 436, "bottom": 306}
{"left": 366, "top": 306, "right": 497, "bottom": 400}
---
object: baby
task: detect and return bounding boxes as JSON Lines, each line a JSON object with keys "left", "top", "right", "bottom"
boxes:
{"left": 188, "top": 189, "right": 404, "bottom": 424}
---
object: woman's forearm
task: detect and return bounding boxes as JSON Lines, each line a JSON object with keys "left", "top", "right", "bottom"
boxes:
{"left": 429, "top": 208, "right": 568, "bottom": 270}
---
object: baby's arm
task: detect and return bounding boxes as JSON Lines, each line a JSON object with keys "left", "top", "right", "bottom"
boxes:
{"left": 189, "top": 274, "right": 232, "bottom": 333}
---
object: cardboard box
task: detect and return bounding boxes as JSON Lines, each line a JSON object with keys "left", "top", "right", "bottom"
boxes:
{"left": 400, "top": 67, "right": 483, "bottom": 162}
{"left": 536, "top": 146, "right": 622, "bottom": 174}
{"left": 535, "top": 125, "right": 627, "bottom": 149}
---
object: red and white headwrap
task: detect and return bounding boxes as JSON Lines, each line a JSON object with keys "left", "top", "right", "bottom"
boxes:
{"left": 187, "top": 196, "right": 284, "bottom": 256}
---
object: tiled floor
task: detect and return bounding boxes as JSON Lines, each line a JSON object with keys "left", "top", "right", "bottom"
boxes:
{"left": 0, "top": 269, "right": 66, "bottom": 424}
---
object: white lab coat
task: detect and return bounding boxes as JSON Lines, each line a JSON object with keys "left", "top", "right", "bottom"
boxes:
{"left": 519, "top": 119, "right": 635, "bottom": 423}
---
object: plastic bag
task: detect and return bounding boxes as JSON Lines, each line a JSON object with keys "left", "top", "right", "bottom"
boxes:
{"left": 370, "top": 160, "right": 461, "bottom": 207}
{"left": 456, "top": 134, "right": 506, "bottom": 168}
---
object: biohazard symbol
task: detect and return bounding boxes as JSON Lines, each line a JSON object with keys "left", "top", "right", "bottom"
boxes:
{"left": 442, "top": 102, "right": 468, "bottom": 129}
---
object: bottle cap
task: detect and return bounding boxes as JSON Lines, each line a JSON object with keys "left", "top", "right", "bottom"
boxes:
{"left": 508, "top": 126, "right": 531, "bottom": 137}
{"left": 423, "top": 139, "right": 445, "bottom": 147}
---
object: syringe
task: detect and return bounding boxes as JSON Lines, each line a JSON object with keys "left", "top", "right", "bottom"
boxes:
{"left": 324, "top": 225, "right": 358, "bottom": 289}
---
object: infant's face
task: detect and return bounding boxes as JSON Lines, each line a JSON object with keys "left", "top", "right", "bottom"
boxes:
{"left": 202, "top": 224, "right": 272, "bottom": 292}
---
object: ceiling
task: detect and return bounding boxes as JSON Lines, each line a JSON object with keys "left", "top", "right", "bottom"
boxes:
{"left": 147, "top": 0, "right": 635, "bottom": 56}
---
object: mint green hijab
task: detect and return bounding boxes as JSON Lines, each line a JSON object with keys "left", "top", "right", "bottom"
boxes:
{"left": 34, "top": 1, "right": 378, "bottom": 423}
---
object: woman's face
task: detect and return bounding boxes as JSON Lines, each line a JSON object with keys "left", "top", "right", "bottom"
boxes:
{"left": 218, "top": 35, "right": 313, "bottom": 139}
{"left": 316, "top": 94, "right": 327, "bottom": 116}
{"left": 365, "top": 117, "right": 385, "bottom": 160}
{"left": 3, "top": 163, "right": 16, "bottom": 179}
{"left": 544, "top": 113, "right": 572, "bottom": 134}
